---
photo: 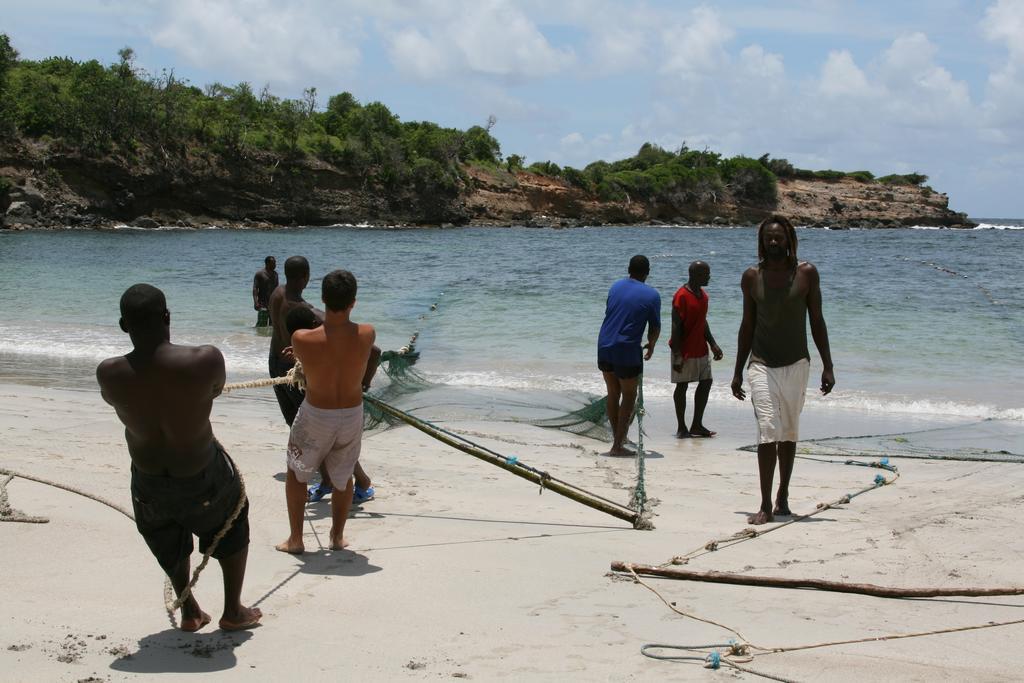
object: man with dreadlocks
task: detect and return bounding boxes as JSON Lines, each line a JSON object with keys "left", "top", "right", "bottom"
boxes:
{"left": 731, "top": 215, "right": 835, "bottom": 525}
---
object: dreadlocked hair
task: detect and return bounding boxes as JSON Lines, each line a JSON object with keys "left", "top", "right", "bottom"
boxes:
{"left": 757, "top": 214, "right": 798, "bottom": 268}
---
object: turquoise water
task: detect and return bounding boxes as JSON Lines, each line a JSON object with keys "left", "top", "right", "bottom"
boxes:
{"left": 0, "top": 224, "right": 1021, "bottom": 426}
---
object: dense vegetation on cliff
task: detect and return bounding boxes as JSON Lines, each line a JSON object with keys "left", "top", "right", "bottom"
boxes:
{"left": 2, "top": 35, "right": 958, "bottom": 228}
{"left": 0, "top": 35, "right": 504, "bottom": 203}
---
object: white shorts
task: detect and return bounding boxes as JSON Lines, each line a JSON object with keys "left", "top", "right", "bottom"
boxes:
{"left": 748, "top": 358, "right": 810, "bottom": 444}
{"left": 671, "top": 352, "right": 712, "bottom": 383}
{"left": 287, "top": 402, "right": 363, "bottom": 484}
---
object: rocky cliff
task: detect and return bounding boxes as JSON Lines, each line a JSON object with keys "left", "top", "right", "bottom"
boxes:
{"left": 0, "top": 138, "right": 974, "bottom": 230}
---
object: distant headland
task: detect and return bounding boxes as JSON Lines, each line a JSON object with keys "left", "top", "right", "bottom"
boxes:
{"left": 0, "top": 37, "right": 973, "bottom": 231}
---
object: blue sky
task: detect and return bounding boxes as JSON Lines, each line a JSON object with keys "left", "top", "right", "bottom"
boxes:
{"left": 5, "top": 0, "right": 1024, "bottom": 216}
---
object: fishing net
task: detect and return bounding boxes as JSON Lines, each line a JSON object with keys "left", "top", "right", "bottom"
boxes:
{"left": 518, "top": 396, "right": 612, "bottom": 441}
{"left": 362, "top": 352, "right": 617, "bottom": 441}
{"left": 740, "top": 420, "right": 1024, "bottom": 463}
{"left": 356, "top": 295, "right": 624, "bottom": 442}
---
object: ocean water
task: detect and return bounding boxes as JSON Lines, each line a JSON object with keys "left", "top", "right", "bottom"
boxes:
{"left": 0, "top": 222, "right": 1021, "bottom": 439}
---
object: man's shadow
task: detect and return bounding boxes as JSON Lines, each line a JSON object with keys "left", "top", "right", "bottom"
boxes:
{"left": 110, "top": 628, "right": 254, "bottom": 675}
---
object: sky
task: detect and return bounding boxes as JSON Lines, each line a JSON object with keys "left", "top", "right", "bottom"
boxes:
{"left": 4, "top": 0, "right": 1024, "bottom": 217}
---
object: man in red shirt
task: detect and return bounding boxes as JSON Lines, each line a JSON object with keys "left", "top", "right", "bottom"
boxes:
{"left": 670, "top": 261, "right": 723, "bottom": 438}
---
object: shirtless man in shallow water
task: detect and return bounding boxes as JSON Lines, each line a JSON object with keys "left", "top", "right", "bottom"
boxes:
{"left": 276, "top": 269, "right": 380, "bottom": 553}
{"left": 96, "top": 284, "right": 261, "bottom": 632}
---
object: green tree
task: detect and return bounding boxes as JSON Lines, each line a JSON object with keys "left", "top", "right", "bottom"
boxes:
{"left": 0, "top": 33, "right": 19, "bottom": 132}
{"left": 461, "top": 125, "right": 501, "bottom": 164}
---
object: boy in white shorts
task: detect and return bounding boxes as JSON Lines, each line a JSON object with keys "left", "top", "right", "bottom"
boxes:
{"left": 276, "top": 270, "right": 380, "bottom": 553}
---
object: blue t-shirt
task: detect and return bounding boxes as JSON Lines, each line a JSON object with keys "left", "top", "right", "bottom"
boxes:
{"left": 597, "top": 277, "right": 662, "bottom": 367}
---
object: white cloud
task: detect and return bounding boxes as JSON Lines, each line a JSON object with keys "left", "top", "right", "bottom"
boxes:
{"left": 151, "top": 0, "right": 362, "bottom": 87}
{"left": 818, "top": 50, "right": 873, "bottom": 98}
{"left": 382, "top": 0, "right": 575, "bottom": 82}
{"left": 560, "top": 132, "right": 585, "bottom": 147}
{"left": 387, "top": 27, "right": 449, "bottom": 80}
{"left": 738, "top": 44, "right": 784, "bottom": 81}
{"left": 981, "top": 0, "right": 1024, "bottom": 63}
{"left": 660, "top": 7, "right": 733, "bottom": 80}
{"left": 879, "top": 33, "right": 971, "bottom": 119}
{"left": 980, "top": 0, "right": 1024, "bottom": 131}
{"left": 589, "top": 25, "right": 649, "bottom": 73}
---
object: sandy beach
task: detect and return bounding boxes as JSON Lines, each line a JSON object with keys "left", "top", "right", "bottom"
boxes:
{"left": 1, "top": 382, "right": 1023, "bottom": 682}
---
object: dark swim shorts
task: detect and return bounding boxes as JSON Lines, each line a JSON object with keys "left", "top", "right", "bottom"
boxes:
{"left": 269, "top": 351, "right": 305, "bottom": 426}
{"left": 131, "top": 443, "right": 250, "bottom": 574}
{"left": 598, "top": 360, "right": 643, "bottom": 379}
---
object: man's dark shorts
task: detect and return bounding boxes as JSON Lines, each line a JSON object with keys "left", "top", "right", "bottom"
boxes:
{"left": 598, "top": 360, "right": 643, "bottom": 380}
{"left": 131, "top": 443, "right": 250, "bottom": 574}
{"left": 269, "top": 351, "right": 305, "bottom": 426}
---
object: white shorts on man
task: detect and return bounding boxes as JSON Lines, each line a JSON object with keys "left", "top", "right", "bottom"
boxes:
{"left": 747, "top": 358, "right": 809, "bottom": 444}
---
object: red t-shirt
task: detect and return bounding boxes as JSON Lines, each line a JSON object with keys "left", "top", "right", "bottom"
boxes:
{"left": 671, "top": 285, "right": 709, "bottom": 359}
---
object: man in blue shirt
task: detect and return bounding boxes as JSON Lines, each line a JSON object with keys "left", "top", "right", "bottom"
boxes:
{"left": 598, "top": 255, "right": 661, "bottom": 456}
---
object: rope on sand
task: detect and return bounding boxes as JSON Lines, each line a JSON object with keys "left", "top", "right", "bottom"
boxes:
{"left": 0, "top": 468, "right": 132, "bottom": 522}
{"left": 0, "top": 462, "right": 246, "bottom": 627}
{"left": 626, "top": 563, "right": 1024, "bottom": 677}
{"left": 663, "top": 459, "right": 900, "bottom": 566}
{"left": 614, "top": 457, "right": 1024, "bottom": 673}
{"left": 0, "top": 473, "right": 49, "bottom": 524}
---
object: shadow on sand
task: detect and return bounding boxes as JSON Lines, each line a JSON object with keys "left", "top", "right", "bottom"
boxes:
{"left": 110, "top": 628, "right": 254, "bottom": 675}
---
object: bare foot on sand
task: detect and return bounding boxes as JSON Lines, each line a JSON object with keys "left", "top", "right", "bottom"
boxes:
{"left": 219, "top": 606, "right": 262, "bottom": 631}
{"left": 689, "top": 426, "right": 716, "bottom": 438}
{"left": 675, "top": 430, "right": 691, "bottom": 438}
{"left": 606, "top": 446, "right": 636, "bottom": 457}
{"left": 329, "top": 535, "right": 350, "bottom": 551}
{"left": 275, "top": 538, "right": 304, "bottom": 554}
{"left": 747, "top": 509, "right": 773, "bottom": 525}
{"left": 773, "top": 499, "right": 792, "bottom": 516}
{"left": 180, "top": 608, "right": 212, "bottom": 633}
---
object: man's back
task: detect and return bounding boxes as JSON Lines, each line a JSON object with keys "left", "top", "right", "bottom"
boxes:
{"left": 293, "top": 321, "right": 375, "bottom": 410}
{"left": 97, "top": 343, "right": 224, "bottom": 477}
{"left": 598, "top": 277, "right": 661, "bottom": 364}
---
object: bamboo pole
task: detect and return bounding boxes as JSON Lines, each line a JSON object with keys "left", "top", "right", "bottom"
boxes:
{"left": 365, "top": 395, "right": 643, "bottom": 527}
{"left": 610, "top": 563, "right": 1024, "bottom": 598}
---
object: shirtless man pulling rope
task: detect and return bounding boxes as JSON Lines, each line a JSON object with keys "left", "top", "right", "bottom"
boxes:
{"left": 97, "top": 284, "right": 262, "bottom": 632}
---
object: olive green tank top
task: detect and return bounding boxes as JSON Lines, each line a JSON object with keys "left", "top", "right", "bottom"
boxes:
{"left": 751, "top": 266, "right": 809, "bottom": 368}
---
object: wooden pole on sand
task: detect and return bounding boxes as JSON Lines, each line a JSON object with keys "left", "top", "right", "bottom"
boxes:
{"left": 610, "top": 562, "right": 1024, "bottom": 598}
{"left": 365, "top": 395, "right": 644, "bottom": 528}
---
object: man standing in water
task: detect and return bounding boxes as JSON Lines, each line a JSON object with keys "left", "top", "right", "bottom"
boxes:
{"left": 597, "top": 255, "right": 661, "bottom": 456}
{"left": 252, "top": 256, "right": 278, "bottom": 327}
{"left": 97, "top": 284, "right": 261, "bottom": 632}
{"left": 277, "top": 270, "right": 378, "bottom": 553}
{"left": 731, "top": 215, "right": 835, "bottom": 525}
{"left": 670, "top": 260, "right": 723, "bottom": 438}
{"left": 268, "top": 256, "right": 376, "bottom": 503}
